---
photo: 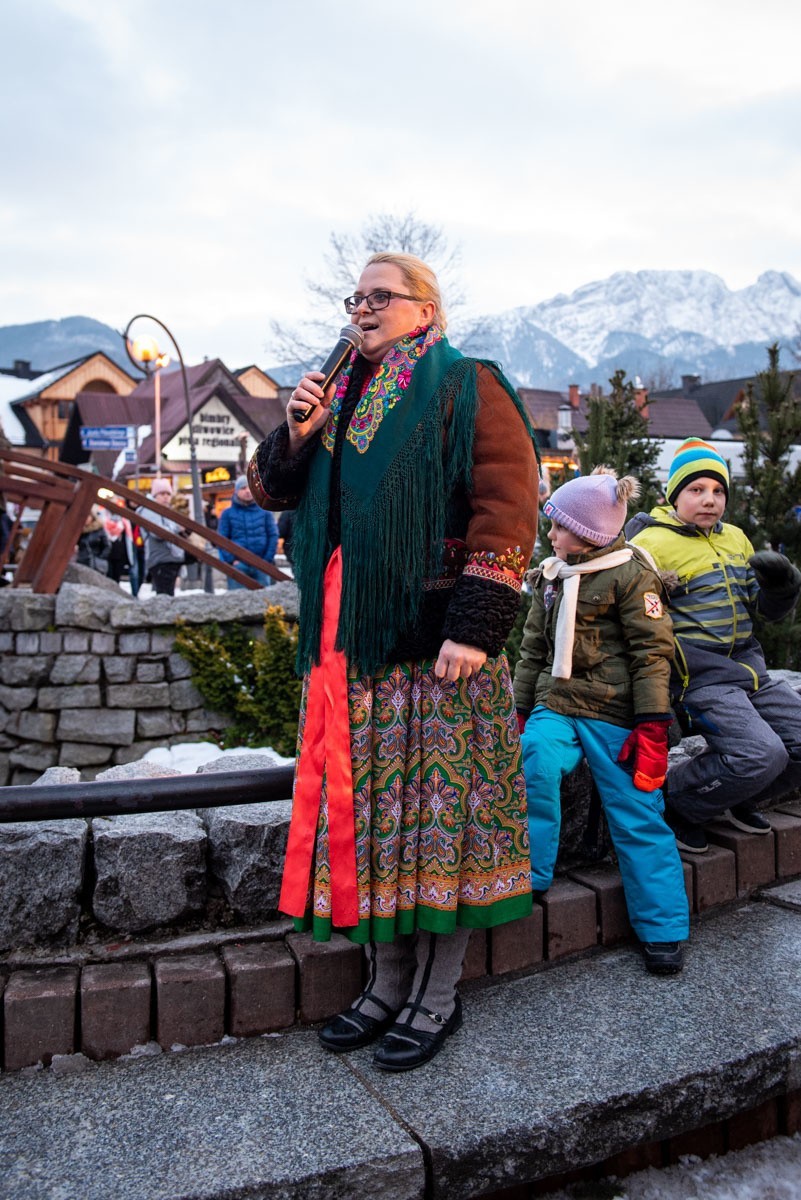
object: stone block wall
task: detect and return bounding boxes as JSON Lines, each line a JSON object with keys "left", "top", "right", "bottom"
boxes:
{"left": 4, "top": 581, "right": 801, "bottom": 1074}
{"left": 0, "top": 758, "right": 293, "bottom": 953}
{"left": 0, "top": 580, "right": 299, "bottom": 785}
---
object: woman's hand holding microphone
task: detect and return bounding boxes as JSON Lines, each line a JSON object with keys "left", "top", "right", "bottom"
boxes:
{"left": 287, "top": 373, "right": 334, "bottom": 450}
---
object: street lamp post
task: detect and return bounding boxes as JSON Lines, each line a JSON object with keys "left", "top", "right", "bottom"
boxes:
{"left": 124, "top": 331, "right": 169, "bottom": 472}
{"left": 122, "top": 313, "right": 211, "bottom": 592}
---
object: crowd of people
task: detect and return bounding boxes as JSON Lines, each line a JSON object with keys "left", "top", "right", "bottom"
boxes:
{"left": 67, "top": 473, "right": 281, "bottom": 597}
{"left": 243, "top": 251, "right": 801, "bottom": 1075}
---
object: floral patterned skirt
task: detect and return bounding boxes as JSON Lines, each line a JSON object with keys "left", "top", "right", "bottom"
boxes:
{"left": 290, "top": 653, "right": 532, "bottom": 943}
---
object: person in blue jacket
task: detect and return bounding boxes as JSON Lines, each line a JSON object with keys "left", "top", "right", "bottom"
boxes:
{"left": 218, "top": 475, "right": 278, "bottom": 589}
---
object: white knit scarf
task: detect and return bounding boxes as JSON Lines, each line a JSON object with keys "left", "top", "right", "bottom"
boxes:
{"left": 540, "top": 548, "right": 634, "bottom": 679}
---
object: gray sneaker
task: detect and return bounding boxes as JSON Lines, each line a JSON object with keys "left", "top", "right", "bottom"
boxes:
{"left": 724, "top": 804, "right": 771, "bottom": 835}
{"left": 665, "top": 805, "right": 708, "bottom": 853}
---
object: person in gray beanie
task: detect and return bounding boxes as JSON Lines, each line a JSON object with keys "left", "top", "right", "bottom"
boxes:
{"left": 217, "top": 475, "right": 278, "bottom": 589}
{"left": 514, "top": 467, "right": 689, "bottom": 976}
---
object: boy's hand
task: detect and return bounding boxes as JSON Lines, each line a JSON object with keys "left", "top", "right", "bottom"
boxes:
{"left": 617, "top": 721, "right": 669, "bottom": 792}
{"left": 749, "top": 551, "right": 801, "bottom": 594}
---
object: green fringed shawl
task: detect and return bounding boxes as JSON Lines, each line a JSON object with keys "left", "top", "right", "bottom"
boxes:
{"left": 292, "top": 333, "right": 529, "bottom": 675}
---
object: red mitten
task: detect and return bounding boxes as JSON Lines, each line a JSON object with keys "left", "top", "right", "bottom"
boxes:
{"left": 517, "top": 711, "right": 528, "bottom": 735}
{"left": 617, "top": 721, "right": 669, "bottom": 792}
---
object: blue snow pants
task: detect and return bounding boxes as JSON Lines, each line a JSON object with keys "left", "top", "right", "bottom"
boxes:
{"left": 521, "top": 707, "right": 689, "bottom": 942}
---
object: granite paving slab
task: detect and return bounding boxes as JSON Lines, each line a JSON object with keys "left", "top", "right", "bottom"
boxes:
{"left": 761, "top": 878, "right": 801, "bottom": 911}
{"left": 344, "top": 903, "right": 801, "bottom": 1199}
{"left": 0, "top": 1032, "right": 424, "bottom": 1200}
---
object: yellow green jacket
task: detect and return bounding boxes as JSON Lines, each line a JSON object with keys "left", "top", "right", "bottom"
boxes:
{"left": 627, "top": 505, "right": 764, "bottom": 695}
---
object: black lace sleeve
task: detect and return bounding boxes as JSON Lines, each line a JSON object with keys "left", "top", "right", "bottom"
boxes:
{"left": 441, "top": 574, "right": 523, "bottom": 657}
{"left": 248, "top": 422, "right": 320, "bottom": 510}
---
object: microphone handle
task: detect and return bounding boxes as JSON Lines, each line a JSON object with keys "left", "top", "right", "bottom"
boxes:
{"left": 291, "top": 336, "right": 358, "bottom": 424}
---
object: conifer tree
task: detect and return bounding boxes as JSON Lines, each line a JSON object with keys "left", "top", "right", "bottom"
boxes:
{"left": 731, "top": 343, "right": 801, "bottom": 556}
{"left": 572, "top": 370, "right": 663, "bottom": 513}
{"left": 730, "top": 343, "right": 801, "bottom": 668}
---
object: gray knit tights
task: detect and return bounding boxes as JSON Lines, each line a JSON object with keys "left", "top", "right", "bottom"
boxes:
{"left": 354, "top": 929, "right": 471, "bottom": 1031}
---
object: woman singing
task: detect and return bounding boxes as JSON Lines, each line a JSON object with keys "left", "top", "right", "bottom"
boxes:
{"left": 248, "top": 253, "right": 538, "bottom": 1070}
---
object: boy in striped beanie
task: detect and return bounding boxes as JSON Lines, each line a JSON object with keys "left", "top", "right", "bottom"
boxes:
{"left": 627, "top": 437, "right": 801, "bottom": 853}
{"left": 665, "top": 437, "right": 730, "bottom": 507}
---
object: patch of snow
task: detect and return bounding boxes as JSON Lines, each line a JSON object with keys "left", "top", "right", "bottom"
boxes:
{"left": 542, "top": 1133, "right": 801, "bottom": 1199}
{"left": 142, "top": 742, "right": 294, "bottom": 774}
{"left": 122, "top": 1042, "right": 162, "bottom": 1059}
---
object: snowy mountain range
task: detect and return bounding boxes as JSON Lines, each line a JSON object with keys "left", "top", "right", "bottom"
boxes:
{"left": 467, "top": 269, "right": 801, "bottom": 389}
{"left": 1, "top": 271, "right": 800, "bottom": 414}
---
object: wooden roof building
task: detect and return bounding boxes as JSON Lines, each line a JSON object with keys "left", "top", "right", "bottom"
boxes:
{"left": 9, "top": 353, "right": 137, "bottom": 461}
{"left": 63, "top": 357, "right": 287, "bottom": 483}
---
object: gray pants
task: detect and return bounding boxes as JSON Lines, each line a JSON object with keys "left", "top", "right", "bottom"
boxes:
{"left": 669, "top": 677, "right": 801, "bottom": 823}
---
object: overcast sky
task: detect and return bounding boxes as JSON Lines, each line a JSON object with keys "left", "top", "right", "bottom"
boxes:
{"left": 2, "top": 0, "right": 800, "bottom": 368}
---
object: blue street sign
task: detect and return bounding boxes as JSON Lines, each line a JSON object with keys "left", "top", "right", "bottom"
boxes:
{"left": 80, "top": 424, "right": 135, "bottom": 450}
{"left": 80, "top": 425, "right": 130, "bottom": 438}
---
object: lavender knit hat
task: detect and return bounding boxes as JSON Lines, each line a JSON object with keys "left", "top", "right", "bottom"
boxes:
{"left": 543, "top": 467, "right": 639, "bottom": 547}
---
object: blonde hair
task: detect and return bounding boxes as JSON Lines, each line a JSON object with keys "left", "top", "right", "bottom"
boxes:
{"left": 365, "top": 252, "right": 447, "bottom": 330}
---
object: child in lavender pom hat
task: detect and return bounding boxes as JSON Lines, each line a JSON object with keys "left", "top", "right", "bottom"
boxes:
{"left": 514, "top": 467, "right": 689, "bottom": 975}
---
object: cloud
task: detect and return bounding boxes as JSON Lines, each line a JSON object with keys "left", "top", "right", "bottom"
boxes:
{"left": 2, "top": 0, "right": 801, "bottom": 366}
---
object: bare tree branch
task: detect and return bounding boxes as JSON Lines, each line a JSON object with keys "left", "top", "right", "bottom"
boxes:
{"left": 267, "top": 211, "right": 471, "bottom": 374}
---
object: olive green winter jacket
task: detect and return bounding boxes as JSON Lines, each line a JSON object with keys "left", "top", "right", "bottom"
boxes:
{"left": 513, "top": 533, "right": 674, "bottom": 729}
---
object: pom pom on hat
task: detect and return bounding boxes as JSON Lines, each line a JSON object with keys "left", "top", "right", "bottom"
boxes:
{"left": 543, "top": 466, "right": 640, "bottom": 547}
{"left": 666, "top": 438, "right": 729, "bottom": 506}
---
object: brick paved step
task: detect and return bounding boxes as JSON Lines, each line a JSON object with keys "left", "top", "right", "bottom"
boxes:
{"left": 4, "top": 806, "right": 801, "bottom": 1071}
{"left": 2, "top": 893, "right": 801, "bottom": 1200}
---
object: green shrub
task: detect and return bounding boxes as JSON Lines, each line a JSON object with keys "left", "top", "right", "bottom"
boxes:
{"left": 174, "top": 606, "right": 302, "bottom": 757}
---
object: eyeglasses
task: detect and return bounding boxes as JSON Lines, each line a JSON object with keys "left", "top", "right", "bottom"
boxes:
{"left": 343, "top": 290, "right": 420, "bottom": 314}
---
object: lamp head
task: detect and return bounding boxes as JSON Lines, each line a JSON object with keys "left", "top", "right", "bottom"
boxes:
{"left": 130, "top": 334, "right": 160, "bottom": 363}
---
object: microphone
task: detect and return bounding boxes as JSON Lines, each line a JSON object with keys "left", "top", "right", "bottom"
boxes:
{"left": 291, "top": 323, "right": 364, "bottom": 422}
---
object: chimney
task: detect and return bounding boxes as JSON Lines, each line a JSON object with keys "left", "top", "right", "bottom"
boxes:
{"left": 681, "top": 374, "right": 701, "bottom": 393}
{"left": 634, "top": 381, "right": 649, "bottom": 419}
{"left": 568, "top": 383, "right": 580, "bottom": 408}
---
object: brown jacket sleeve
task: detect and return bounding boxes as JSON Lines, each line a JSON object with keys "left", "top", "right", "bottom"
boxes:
{"left": 441, "top": 364, "right": 539, "bottom": 655}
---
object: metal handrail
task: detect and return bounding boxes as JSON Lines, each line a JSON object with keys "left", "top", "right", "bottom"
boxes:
{"left": 0, "top": 765, "right": 295, "bottom": 823}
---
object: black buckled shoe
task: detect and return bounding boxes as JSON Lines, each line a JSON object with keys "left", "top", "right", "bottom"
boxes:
{"left": 373, "top": 994, "right": 463, "bottom": 1072}
{"left": 641, "top": 941, "right": 684, "bottom": 976}
{"left": 318, "top": 994, "right": 397, "bottom": 1052}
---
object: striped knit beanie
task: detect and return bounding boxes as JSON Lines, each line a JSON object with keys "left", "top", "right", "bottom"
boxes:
{"left": 666, "top": 438, "right": 729, "bottom": 505}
